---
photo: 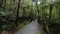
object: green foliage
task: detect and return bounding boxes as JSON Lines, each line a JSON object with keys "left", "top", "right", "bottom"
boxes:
{"left": 0, "top": 0, "right": 38, "bottom": 31}
{"left": 0, "top": 0, "right": 60, "bottom": 32}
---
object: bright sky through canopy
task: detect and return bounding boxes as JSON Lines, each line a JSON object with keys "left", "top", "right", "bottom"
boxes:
{"left": 38, "top": 2, "right": 40, "bottom": 4}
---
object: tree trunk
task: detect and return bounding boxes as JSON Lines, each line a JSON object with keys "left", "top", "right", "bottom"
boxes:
{"left": 15, "top": 0, "right": 20, "bottom": 27}
{"left": 4, "top": 0, "right": 6, "bottom": 11}
{"left": 48, "top": 4, "right": 53, "bottom": 34}
{"left": 49, "top": 4, "right": 53, "bottom": 23}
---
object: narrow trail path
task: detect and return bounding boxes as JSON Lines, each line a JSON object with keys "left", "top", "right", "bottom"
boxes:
{"left": 15, "top": 19, "right": 39, "bottom": 34}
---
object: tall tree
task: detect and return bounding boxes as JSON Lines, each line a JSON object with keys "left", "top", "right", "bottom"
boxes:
{"left": 4, "top": 0, "right": 6, "bottom": 11}
{"left": 15, "top": 0, "right": 20, "bottom": 27}
{"left": 49, "top": 4, "right": 53, "bottom": 24}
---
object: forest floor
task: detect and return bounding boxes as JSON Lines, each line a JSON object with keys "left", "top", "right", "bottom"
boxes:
{"left": 15, "top": 19, "right": 41, "bottom": 34}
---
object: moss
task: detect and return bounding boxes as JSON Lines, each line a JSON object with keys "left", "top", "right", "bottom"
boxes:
{"left": 38, "top": 28, "right": 42, "bottom": 34}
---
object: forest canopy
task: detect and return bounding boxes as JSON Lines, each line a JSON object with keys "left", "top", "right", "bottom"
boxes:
{"left": 0, "top": 0, "right": 60, "bottom": 34}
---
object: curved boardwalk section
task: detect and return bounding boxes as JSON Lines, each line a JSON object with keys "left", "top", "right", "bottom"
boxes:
{"left": 15, "top": 20, "right": 39, "bottom": 34}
